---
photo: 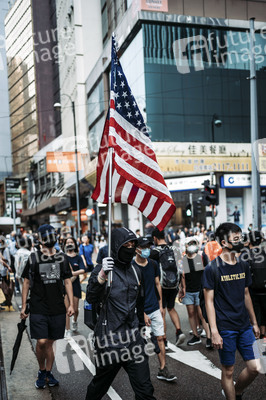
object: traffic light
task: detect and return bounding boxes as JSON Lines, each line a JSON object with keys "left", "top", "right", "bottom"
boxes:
{"left": 193, "top": 200, "right": 202, "bottom": 217}
{"left": 186, "top": 203, "right": 192, "bottom": 217}
{"left": 202, "top": 180, "right": 219, "bottom": 206}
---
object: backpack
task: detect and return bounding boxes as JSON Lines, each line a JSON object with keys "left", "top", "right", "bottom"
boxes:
{"left": 249, "top": 249, "right": 266, "bottom": 291}
{"left": 155, "top": 245, "right": 179, "bottom": 289}
{"left": 199, "top": 260, "right": 219, "bottom": 323}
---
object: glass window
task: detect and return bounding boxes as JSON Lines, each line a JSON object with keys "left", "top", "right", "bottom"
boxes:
{"left": 88, "top": 115, "right": 105, "bottom": 157}
{"left": 101, "top": 5, "right": 108, "bottom": 43}
{"left": 143, "top": 23, "right": 266, "bottom": 143}
{"left": 87, "top": 79, "right": 105, "bottom": 127}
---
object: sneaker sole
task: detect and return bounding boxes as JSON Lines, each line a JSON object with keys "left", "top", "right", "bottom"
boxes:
{"left": 175, "top": 333, "right": 186, "bottom": 346}
{"left": 187, "top": 340, "right": 202, "bottom": 345}
{"left": 47, "top": 382, "right": 59, "bottom": 387}
{"left": 35, "top": 383, "right": 46, "bottom": 389}
{"left": 157, "top": 376, "right": 177, "bottom": 381}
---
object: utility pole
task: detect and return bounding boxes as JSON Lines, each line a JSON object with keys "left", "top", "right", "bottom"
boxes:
{"left": 12, "top": 197, "right": 16, "bottom": 232}
{"left": 210, "top": 172, "right": 215, "bottom": 231}
{"left": 189, "top": 192, "right": 194, "bottom": 230}
{"left": 249, "top": 18, "right": 261, "bottom": 230}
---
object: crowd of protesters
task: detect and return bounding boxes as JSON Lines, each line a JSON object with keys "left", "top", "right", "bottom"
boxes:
{"left": 0, "top": 221, "right": 265, "bottom": 399}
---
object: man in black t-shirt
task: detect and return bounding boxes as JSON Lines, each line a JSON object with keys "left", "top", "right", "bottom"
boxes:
{"left": 21, "top": 224, "right": 74, "bottom": 390}
{"left": 133, "top": 236, "right": 176, "bottom": 382}
{"left": 203, "top": 223, "right": 260, "bottom": 400}
{"left": 181, "top": 236, "right": 211, "bottom": 348}
{"left": 150, "top": 228, "right": 185, "bottom": 347}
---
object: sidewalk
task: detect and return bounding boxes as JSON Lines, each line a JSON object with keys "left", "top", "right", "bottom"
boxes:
{"left": 0, "top": 291, "right": 51, "bottom": 400}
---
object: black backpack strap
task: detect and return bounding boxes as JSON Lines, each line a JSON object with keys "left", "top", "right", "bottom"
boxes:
{"left": 210, "top": 260, "right": 220, "bottom": 294}
{"left": 29, "top": 252, "right": 37, "bottom": 289}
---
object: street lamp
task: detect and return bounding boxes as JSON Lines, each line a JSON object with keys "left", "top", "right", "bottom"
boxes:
{"left": 211, "top": 114, "right": 222, "bottom": 142}
{"left": 54, "top": 95, "right": 81, "bottom": 239}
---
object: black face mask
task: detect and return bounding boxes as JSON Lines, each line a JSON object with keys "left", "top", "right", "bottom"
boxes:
{"left": 227, "top": 241, "right": 244, "bottom": 252}
{"left": 65, "top": 244, "right": 74, "bottom": 251}
{"left": 43, "top": 234, "right": 57, "bottom": 248}
{"left": 118, "top": 246, "right": 136, "bottom": 264}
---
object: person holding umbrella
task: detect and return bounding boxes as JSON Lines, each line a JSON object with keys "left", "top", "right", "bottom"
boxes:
{"left": 20, "top": 224, "right": 74, "bottom": 389}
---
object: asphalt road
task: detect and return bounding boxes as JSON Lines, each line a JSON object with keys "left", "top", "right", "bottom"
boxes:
{"left": 1, "top": 290, "right": 266, "bottom": 400}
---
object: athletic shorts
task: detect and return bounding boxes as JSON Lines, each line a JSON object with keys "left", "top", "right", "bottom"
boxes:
{"left": 147, "top": 309, "right": 165, "bottom": 337}
{"left": 218, "top": 326, "right": 256, "bottom": 366}
{"left": 182, "top": 291, "right": 200, "bottom": 306}
{"left": 30, "top": 313, "right": 66, "bottom": 340}
{"left": 162, "top": 288, "right": 178, "bottom": 310}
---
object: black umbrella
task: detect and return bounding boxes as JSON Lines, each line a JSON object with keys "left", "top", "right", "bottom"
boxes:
{"left": 10, "top": 304, "right": 29, "bottom": 375}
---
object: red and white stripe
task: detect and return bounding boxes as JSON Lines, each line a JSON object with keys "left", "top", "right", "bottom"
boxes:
{"left": 92, "top": 94, "right": 176, "bottom": 231}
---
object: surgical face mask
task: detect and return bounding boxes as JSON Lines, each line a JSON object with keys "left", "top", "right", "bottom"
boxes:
{"left": 187, "top": 244, "right": 198, "bottom": 254}
{"left": 140, "top": 248, "right": 150, "bottom": 259}
{"left": 118, "top": 246, "right": 136, "bottom": 263}
{"left": 227, "top": 241, "right": 244, "bottom": 252}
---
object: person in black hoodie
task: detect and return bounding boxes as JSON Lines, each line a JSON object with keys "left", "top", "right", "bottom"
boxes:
{"left": 86, "top": 227, "right": 156, "bottom": 400}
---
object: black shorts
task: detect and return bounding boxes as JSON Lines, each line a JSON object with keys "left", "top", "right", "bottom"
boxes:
{"left": 162, "top": 288, "right": 178, "bottom": 310}
{"left": 30, "top": 313, "right": 66, "bottom": 340}
{"left": 85, "top": 264, "right": 94, "bottom": 273}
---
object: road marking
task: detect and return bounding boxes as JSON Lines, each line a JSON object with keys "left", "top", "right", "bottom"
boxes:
{"left": 68, "top": 337, "right": 123, "bottom": 400}
{"left": 166, "top": 341, "right": 221, "bottom": 380}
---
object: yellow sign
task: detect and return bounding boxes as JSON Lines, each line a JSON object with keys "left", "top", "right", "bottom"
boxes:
{"left": 157, "top": 156, "right": 251, "bottom": 173}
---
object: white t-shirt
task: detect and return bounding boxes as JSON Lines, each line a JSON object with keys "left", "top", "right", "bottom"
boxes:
{"left": 15, "top": 248, "right": 31, "bottom": 279}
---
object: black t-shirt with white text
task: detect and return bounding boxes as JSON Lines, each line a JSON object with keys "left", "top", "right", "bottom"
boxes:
{"left": 22, "top": 250, "right": 72, "bottom": 315}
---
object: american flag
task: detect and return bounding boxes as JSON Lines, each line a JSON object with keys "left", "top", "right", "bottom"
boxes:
{"left": 92, "top": 36, "right": 176, "bottom": 230}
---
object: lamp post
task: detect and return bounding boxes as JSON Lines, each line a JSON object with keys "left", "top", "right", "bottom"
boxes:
{"left": 211, "top": 114, "right": 222, "bottom": 142}
{"left": 54, "top": 95, "right": 81, "bottom": 239}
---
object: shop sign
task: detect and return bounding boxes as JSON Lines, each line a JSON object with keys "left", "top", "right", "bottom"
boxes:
{"left": 165, "top": 174, "right": 215, "bottom": 192}
{"left": 140, "top": 0, "right": 168, "bottom": 12}
{"left": 154, "top": 142, "right": 251, "bottom": 157}
{"left": 221, "top": 174, "right": 266, "bottom": 188}
{"left": 46, "top": 152, "right": 82, "bottom": 173}
{"left": 158, "top": 156, "right": 251, "bottom": 173}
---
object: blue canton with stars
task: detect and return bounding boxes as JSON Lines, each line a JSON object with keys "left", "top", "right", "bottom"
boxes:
{"left": 111, "top": 36, "right": 148, "bottom": 136}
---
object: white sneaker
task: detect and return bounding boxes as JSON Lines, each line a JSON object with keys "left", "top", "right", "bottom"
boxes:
{"left": 201, "top": 329, "right": 207, "bottom": 338}
{"left": 64, "top": 329, "right": 72, "bottom": 339}
{"left": 72, "top": 321, "right": 78, "bottom": 332}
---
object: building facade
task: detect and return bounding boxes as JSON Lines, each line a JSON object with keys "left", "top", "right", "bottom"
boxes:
{"left": 5, "top": 0, "right": 63, "bottom": 228}
{"left": 84, "top": 0, "right": 266, "bottom": 233}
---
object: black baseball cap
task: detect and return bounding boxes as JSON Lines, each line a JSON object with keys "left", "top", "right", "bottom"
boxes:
{"left": 38, "top": 224, "right": 56, "bottom": 238}
{"left": 137, "top": 236, "right": 153, "bottom": 247}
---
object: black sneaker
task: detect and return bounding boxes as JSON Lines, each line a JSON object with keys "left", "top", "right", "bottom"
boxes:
{"left": 205, "top": 338, "right": 213, "bottom": 349}
{"left": 35, "top": 370, "right": 46, "bottom": 389}
{"left": 46, "top": 371, "right": 59, "bottom": 387}
{"left": 164, "top": 339, "right": 169, "bottom": 350}
{"left": 187, "top": 335, "right": 201, "bottom": 346}
{"left": 157, "top": 366, "right": 177, "bottom": 382}
{"left": 175, "top": 331, "right": 186, "bottom": 346}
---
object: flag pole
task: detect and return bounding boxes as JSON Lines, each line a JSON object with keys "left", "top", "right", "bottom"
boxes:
{"left": 107, "top": 146, "right": 113, "bottom": 287}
